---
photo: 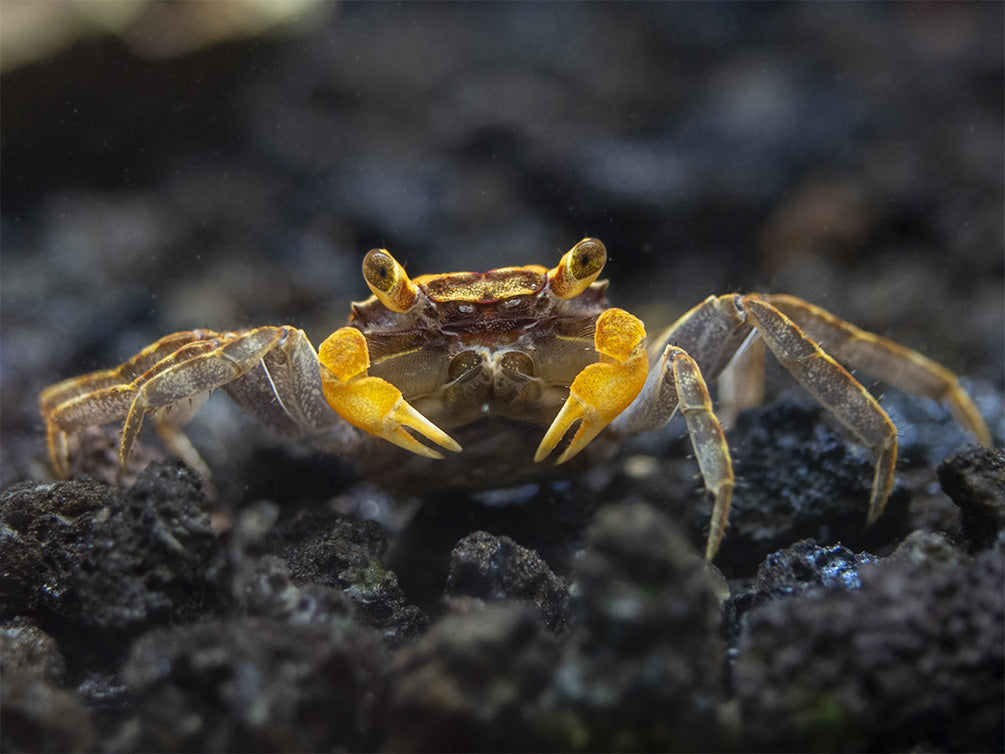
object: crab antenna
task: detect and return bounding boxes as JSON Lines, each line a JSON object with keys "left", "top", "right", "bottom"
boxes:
{"left": 547, "top": 238, "right": 607, "bottom": 300}
{"left": 362, "top": 249, "right": 419, "bottom": 312}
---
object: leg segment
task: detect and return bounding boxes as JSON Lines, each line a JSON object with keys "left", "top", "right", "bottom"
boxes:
{"left": 118, "top": 328, "right": 288, "bottom": 471}
{"left": 223, "top": 327, "right": 339, "bottom": 437}
{"left": 39, "top": 331, "right": 217, "bottom": 418}
{"left": 665, "top": 347, "right": 734, "bottom": 561}
{"left": 40, "top": 327, "right": 305, "bottom": 477}
{"left": 615, "top": 295, "right": 753, "bottom": 435}
{"left": 535, "top": 308, "right": 649, "bottom": 464}
{"left": 715, "top": 333, "right": 765, "bottom": 425}
{"left": 741, "top": 297, "right": 898, "bottom": 524}
{"left": 318, "top": 327, "right": 461, "bottom": 458}
{"left": 40, "top": 330, "right": 219, "bottom": 476}
{"left": 761, "top": 294, "right": 991, "bottom": 447}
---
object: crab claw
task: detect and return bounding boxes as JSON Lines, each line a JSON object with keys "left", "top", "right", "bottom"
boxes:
{"left": 535, "top": 308, "right": 649, "bottom": 464}
{"left": 319, "top": 327, "right": 461, "bottom": 458}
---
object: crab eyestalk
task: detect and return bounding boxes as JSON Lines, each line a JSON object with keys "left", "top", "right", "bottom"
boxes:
{"left": 363, "top": 248, "right": 419, "bottom": 312}
{"left": 548, "top": 238, "right": 607, "bottom": 300}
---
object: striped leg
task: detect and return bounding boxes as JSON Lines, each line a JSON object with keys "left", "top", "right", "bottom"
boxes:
{"left": 40, "top": 330, "right": 220, "bottom": 477}
{"left": 762, "top": 294, "right": 991, "bottom": 447}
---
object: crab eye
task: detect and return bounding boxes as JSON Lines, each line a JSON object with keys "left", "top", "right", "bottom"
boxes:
{"left": 548, "top": 238, "right": 607, "bottom": 300}
{"left": 362, "top": 249, "right": 418, "bottom": 312}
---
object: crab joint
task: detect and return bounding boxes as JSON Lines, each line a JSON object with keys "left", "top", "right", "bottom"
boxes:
{"left": 318, "top": 327, "right": 461, "bottom": 458}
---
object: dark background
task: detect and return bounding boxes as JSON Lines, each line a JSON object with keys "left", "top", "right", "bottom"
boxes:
{"left": 2, "top": 1, "right": 1002, "bottom": 485}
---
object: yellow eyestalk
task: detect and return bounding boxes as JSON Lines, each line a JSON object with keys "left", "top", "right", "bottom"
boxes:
{"left": 362, "top": 249, "right": 419, "bottom": 312}
{"left": 547, "top": 238, "right": 607, "bottom": 300}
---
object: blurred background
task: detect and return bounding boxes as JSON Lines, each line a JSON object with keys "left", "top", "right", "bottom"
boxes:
{"left": 2, "top": 1, "right": 1002, "bottom": 486}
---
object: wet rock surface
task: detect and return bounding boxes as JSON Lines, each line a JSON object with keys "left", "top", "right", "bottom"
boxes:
{"left": 2, "top": 3, "right": 1003, "bottom": 752}
{"left": 0, "top": 461, "right": 216, "bottom": 652}
{"left": 0, "top": 619, "right": 97, "bottom": 753}
{"left": 445, "top": 531, "right": 570, "bottom": 633}
{"left": 938, "top": 445, "right": 1005, "bottom": 552}
{"left": 734, "top": 550, "right": 1004, "bottom": 753}
{"left": 690, "top": 400, "right": 913, "bottom": 577}
{"left": 111, "top": 617, "right": 386, "bottom": 753}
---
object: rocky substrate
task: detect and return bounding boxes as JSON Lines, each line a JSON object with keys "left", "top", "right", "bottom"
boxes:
{"left": 2, "top": 3, "right": 1002, "bottom": 751}
{"left": 2, "top": 399, "right": 1002, "bottom": 752}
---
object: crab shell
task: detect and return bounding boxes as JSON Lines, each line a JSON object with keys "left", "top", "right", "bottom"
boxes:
{"left": 341, "top": 257, "right": 629, "bottom": 489}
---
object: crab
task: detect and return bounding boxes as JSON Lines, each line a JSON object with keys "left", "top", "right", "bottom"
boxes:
{"left": 39, "top": 238, "right": 991, "bottom": 559}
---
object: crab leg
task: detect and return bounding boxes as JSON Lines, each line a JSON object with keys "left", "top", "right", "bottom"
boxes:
{"left": 741, "top": 298, "right": 898, "bottom": 524}
{"left": 318, "top": 327, "right": 461, "bottom": 458}
{"left": 616, "top": 294, "right": 898, "bottom": 556}
{"left": 40, "top": 331, "right": 220, "bottom": 476}
{"left": 715, "top": 333, "right": 766, "bottom": 424}
{"left": 117, "top": 327, "right": 289, "bottom": 472}
{"left": 664, "top": 346, "right": 734, "bottom": 561}
{"left": 223, "top": 328, "right": 339, "bottom": 437}
{"left": 762, "top": 294, "right": 991, "bottom": 447}
{"left": 39, "top": 330, "right": 218, "bottom": 418}
{"left": 615, "top": 295, "right": 754, "bottom": 436}
{"left": 535, "top": 308, "right": 649, "bottom": 464}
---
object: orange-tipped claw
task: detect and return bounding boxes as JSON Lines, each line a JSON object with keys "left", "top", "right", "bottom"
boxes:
{"left": 318, "top": 327, "right": 461, "bottom": 458}
{"left": 535, "top": 308, "right": 649, "bottom": 464}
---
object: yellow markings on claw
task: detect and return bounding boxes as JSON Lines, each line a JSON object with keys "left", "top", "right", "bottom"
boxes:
{"left": 318, "top": 327, "right": 461, "bottom": 458}
{"left": 362, "top": 249, "right": 419, "bottom": 312}
{"left": 547, "top": 238, "right": 607, "bottom": 300}
{"left": 535, "top": 308, "right": 648, "bottom": 464}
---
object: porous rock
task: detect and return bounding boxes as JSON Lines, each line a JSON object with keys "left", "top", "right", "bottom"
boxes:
{"left": 725, "top": 539, "right": 877, "bottom": 639}
{"left": 112, "top": 616, "right": 386, "bottom": 753}
{"left": 541, "top": 502, "right": 727, "bottom": 752}
{"left": 382, "top": 600, "right": 559, "bottom": 752}
{"left": 734, "top": 550, "right": 1004, "bottom": 752}
{"left": 445, "top": 531, "right": 570, "bottom": 632}
{"left": 276, "top": 508, "right": 428, "bottom": 645}
{"left": 0, "top": 619, "right": 97, "bottom": 753}
{"left": 938, "top": 445, "right": 1005, "bottom": 552}
{"left": 691, "top": 401, "right": 911, "bottom": 577}
{"left": 0, "top": 460, "right": 216, "bottom": 648}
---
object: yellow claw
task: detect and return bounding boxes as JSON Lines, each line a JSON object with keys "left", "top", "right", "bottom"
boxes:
{"left": 318, "top": 327, "right": 461, "bottom": 458}
{"left": 535, "top": 308, "right": 649, "bottom": 464}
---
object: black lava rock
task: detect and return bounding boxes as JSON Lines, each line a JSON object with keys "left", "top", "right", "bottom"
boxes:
{"left": 734, "top": 549, "right": 1005, "bottom": 752}
{"left": 541, "top": 502, "right": 728, "bottom": 752}
{"left": 112, "top": 617, "right": 386, "bottom": 753}
{"left": 446, "top": 531, "right": 570, "bottom": 632}
{"left": 0, "top": 619, "right": 97, "bottom": 753}
{"left": 382, "top": 601, "right": 559, "bottom": 752}
{"left": 938, "top": 445, "right": 1005, "bottom": 552}
{"left": 275, "top": 508, "right": 429, "bottom": 645}
{"left": 695, "top": 401, "right": 912, "bottom": 577}
{"left": 0, "top": 460, "right": 216, "bottom": 654}
{"left": 725, "top": 539, "right": 878, "bottom": 640}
